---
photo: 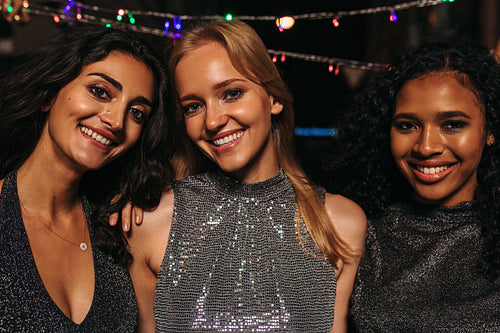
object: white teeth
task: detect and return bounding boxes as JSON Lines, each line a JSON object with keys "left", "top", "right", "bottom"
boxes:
{"left": 416, "top": 165, "right": 449, "bottom": 175}
{"left": 80, "top": 126, "right": 112, "bottom": 146}
{"left": 212, "top": 131, "right": 244, "bottom": 147}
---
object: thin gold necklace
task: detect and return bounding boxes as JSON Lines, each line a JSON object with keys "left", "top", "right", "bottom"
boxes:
{"left": 20, "top": 200, "right": 88, "bottom": 251}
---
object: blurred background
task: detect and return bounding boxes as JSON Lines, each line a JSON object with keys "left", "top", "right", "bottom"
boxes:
{"left": 1, "top": 0, "right": 498, "bottom": 187}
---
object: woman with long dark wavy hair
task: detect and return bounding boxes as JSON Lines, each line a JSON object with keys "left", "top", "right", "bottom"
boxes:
{"left": 0, "top": 26, "right": 170, "bottom": 331}
{"left": 329, "top": 40, "right": 500, "bottom": 331}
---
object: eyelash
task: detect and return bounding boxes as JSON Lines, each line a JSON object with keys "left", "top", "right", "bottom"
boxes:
{"left": 392, "top": 120, "right": 469, "bottom": 133}
{"left": 442, "top": 120, "right": 468, "bottom": 131}
{"left": 224, "top": 89, "right": 242, "bottom": 101}
{"left": 393, "top": 121, "right": 416, "bottom": 131}
{"left": 89, "top": 85, "right": 110, "bottom": 100}
{"left": 128, "top": 108, "right": 148, "bottom": 123}
{"left": 182, "top": 103, "right": 202, "bottom": 116}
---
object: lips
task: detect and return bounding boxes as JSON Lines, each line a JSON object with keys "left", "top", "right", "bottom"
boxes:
{"left": 212, "top": 130, "right": 244, "bottom": 147}
{"left": 410, "top": 162, "right": 455, "bottom": 183}
{"left": 80, "top": 126, "right": 113, "bottom": 146}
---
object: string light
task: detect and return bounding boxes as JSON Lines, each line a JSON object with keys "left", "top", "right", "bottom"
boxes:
{"left": 272, "top": 53, "right": 277, "bottom": 63}
{"left": 328, "top": 63, "right": 334, "bottom": 72}
{"left": 20, "top": 0, "right": 452, "bottom": 72}
{"left": 128, "top": 12, "right": 135, "bottom": 24}
{"left": 332, "top": 17, "right": 340, "bottom": 27}
{"left": 334, "top": 64, "right": 340, "bottom": 75}
{"left": 164, "top": 21, "right": 170, "bottom": 36}
{"left": 389, "top": 10, "right": 397, "bottom": 22}
{"left": 173, "top": 16, "right": 181, "bottom": 30}
{"left": 275, "top": 16, "right": 295, "bottom": 31}
{"left": 225, "top": 13, "right": 233, "bottom": 21}
{"left": 280, "top": 54, "right": 286, "bottom": 62}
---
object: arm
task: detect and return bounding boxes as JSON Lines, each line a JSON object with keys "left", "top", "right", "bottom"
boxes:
{"left": 126, "top": 188, "right": 174, "bottom": 332}
{"left": 324, "top": 193, "right": 367, "bottom": 333}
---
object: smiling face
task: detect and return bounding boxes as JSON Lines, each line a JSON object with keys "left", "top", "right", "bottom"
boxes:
{"left": 175, "top": 42, "right": 283, "bottom": 183}
{"left": 40, "top": 51, "right": 154, "bottom": 173}
{"left": 390, "top": 73, "right": 493, "bottom": 206}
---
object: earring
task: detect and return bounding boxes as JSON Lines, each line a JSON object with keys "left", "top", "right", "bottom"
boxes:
{"left": 489, "top": 140, "right": 495, "bottom": 146}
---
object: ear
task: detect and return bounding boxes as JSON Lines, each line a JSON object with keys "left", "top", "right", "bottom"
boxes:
{"left": 486, "top": 132, "right": 495, "bottom": 146}
{"left": 269, "top": 96, "right": 284, "bottom": 115}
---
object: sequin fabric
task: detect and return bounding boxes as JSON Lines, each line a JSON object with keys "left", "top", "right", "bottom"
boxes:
{"left": 0, "top": 171, "right": 137, "bottom": 332}
{"left": 154, "top": 170, "right": 336, "bottom": 332}
{"left": 349, "top": 201, "right": 500, "bottom": 332}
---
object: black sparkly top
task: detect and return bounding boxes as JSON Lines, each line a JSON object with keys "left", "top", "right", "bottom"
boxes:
{"left": 0, "top": 171, "right": 137, "bottom": 332}
{"left": 349, "top": 201, "right": 500, "bottom": 332}
{"left": 154, "top": 170, "right": 336, "bottom": 332}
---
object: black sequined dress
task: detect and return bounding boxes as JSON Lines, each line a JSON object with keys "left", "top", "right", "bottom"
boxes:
{"left": 0, "top": 171, "right": 137, "bottom": 332}
{"left": 154, "top": 170, "right": 336, "bottom": 332}
{"left": 349, "top": 201, "right": 500, "bottom": 332}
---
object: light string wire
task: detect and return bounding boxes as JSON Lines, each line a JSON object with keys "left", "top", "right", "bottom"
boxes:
{"left": 30, "top": 0, "right": 449, "bottom": 20}
{"left": 17, "top": 0, "right": 452, "bottom": 71}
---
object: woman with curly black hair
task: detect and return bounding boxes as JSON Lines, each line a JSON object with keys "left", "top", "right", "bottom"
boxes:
{"left": 329, "top": 40, "right": 500, "bottom": 331}
{"left": 0, "top": 26, "right": 170, "bottom": 331}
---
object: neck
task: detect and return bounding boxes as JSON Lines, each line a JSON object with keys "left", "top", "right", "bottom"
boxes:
{"left": 17, "top": 150, "right": 83, "bottom": 216}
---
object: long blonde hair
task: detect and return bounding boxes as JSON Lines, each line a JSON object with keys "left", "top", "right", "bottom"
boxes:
{"left": 168, "top": 20, "right": 356, "bottom": 267}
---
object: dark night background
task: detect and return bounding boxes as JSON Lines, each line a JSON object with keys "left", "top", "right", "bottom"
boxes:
{"left": 1, "top": 0, "right": 498, "bottom": 189}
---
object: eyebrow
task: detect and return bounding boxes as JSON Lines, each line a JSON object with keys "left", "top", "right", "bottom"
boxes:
{"left": 89, "top": 72, "right": 153, "bottom": 107}
{"left": 212, "top": 78, "right": 245, "bottom": 91}
{"left": 392, "top": 110, "right": 472, "bottom": 121}
{"left": 88, "top": 72, "right": 122, "bottom": 91}
{"left": 435, "top": 110, "right": 472, "bottom": 120}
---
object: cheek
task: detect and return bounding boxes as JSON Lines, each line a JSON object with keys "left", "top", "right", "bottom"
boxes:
{"left": 390, "top": 132, "right": 405, "bottom": 160}
{"left": 450, "top": 131, "right": 486, "bottom": 162}
{"left": 184, "top": 117, "right": 201, "bottom": 143}
{"left": 124, "top": 123, "right": 143, "bottom": 148}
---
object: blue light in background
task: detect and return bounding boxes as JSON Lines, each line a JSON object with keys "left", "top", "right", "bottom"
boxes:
{"left": 294, "top": 127, "right": 337, "bottom": 137}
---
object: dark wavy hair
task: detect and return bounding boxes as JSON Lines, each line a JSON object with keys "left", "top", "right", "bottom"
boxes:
{"left": 329, "top": 40, "right": 500, "bottom": 277}
{"left": 0, "top": 25, "right": 172, "bottom": 265}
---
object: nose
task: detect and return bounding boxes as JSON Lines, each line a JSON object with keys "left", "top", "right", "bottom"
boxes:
{"left": 99, "top": 105, "right": 126, "bottom": 132}
{"left": 204, "top": 103, "right": 229, "bottom": 133}
{"left": 413, "top": 126, "right": 444, "bottom": 157}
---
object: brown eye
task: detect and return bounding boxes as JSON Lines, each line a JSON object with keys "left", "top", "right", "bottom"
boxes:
{"left": 89, "top": 86, "right": 110, "bottom": 99}
{"left": 129, "top": 108, "right": 148, "bottom": 123}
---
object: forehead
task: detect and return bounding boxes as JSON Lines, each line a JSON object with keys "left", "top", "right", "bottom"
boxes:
{"left": 175, "top": 43, "right": 244, "bottom": 84}
{"left": 81, "top": 51, "right": 154, "bottom": 96}
{"left": 394, "top": 73, "right": 483, "bottom": 119}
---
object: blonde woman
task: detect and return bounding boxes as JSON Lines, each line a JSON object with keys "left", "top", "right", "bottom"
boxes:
{"left": 118, "top": 20, "right": 365, "bottom": 332}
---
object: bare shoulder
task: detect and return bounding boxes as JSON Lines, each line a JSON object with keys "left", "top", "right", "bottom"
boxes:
{"left": 127, "top": 187, "right": 174, "bottom": 274}
{"left": 128, "top": 188, "right": 174, "bottom": 237}
{"left": 324, "top": 192, "right": 366, "bottom": 251}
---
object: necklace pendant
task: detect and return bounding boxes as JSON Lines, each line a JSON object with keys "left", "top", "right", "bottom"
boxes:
{"left": 80, "top": 242, "right": 88, "bottom": 251}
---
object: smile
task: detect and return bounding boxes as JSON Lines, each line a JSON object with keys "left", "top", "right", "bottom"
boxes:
{"left": 415, "top": 165, "right": 449, "bottom": 175}
{"left": 80, "top": 126, "right": 112, "bottom": 146}
{"left": 212, "top": 131, "right": 244, "bottom": 147}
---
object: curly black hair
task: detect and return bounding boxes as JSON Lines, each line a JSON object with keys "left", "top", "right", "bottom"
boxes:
{"left": 0, "top": 25, "right": 173, "bottom": 265}
{"left": 329, "top": 40, "right": 500, "bottom": 277}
